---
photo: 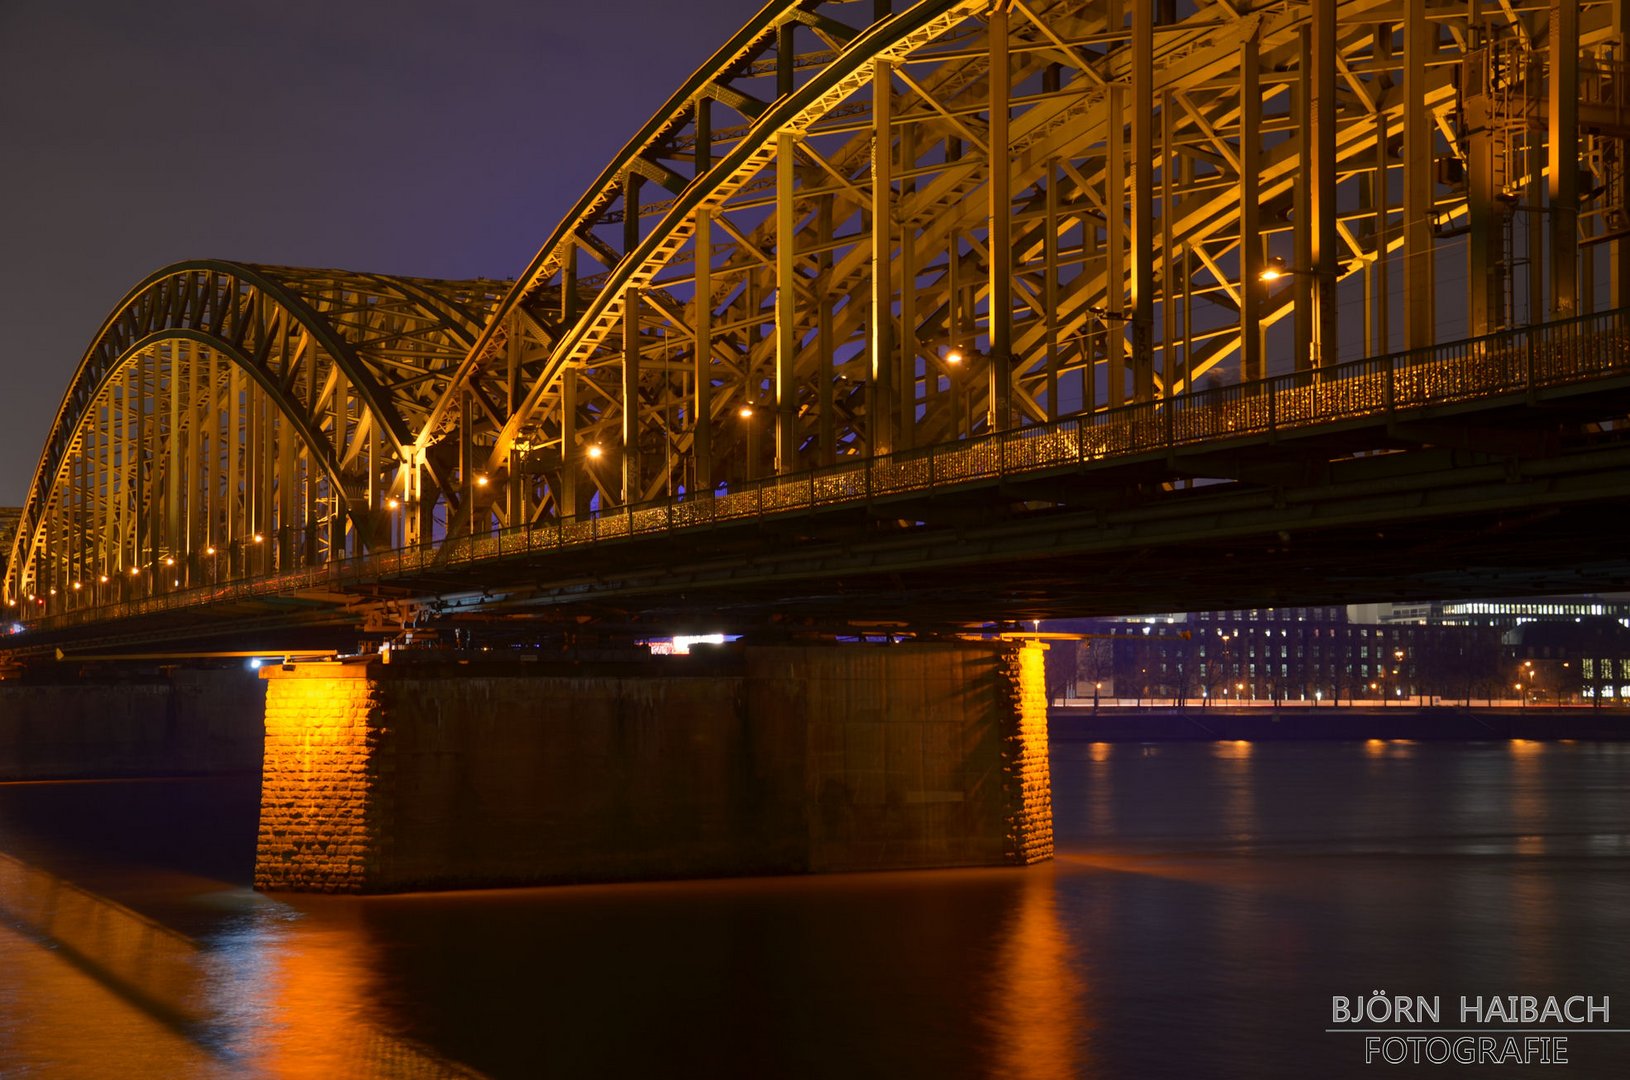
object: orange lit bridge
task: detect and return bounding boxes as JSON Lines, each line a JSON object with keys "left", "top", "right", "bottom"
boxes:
{"left": 8, "top": 0, "right": 1630, "bottom": 657}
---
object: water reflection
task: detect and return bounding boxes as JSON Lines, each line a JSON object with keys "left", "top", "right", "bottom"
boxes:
{"left": 2, "top": 746, "right": 1630, "bottom": 1077}
{"left": 0, "top": 846, "right": 483, "bottom": 1077}
{"left": 986, "top": 866, "right": 1089, "bottom": 1079}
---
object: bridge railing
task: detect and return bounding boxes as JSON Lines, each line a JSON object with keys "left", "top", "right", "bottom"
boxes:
{"left": 22, "top": 308, "right": 1630, "bottom": 633}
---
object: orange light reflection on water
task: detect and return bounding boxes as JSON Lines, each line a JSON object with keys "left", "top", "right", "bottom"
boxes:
{"left": 207, "top": 905, "right": 479, "bottom": 1078}
{"left": 988, "top": 867, "right": 1090, "bottom": 1080}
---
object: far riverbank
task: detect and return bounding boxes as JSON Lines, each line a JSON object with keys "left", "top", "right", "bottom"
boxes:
{"left": 1050, "top": 703, "right": 1630, "bottom": 741}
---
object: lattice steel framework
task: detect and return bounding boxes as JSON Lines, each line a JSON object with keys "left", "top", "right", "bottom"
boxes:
{"left": 8, "top": 0, "right": 1628, "bottom": 617}
{"left": 430, "top": 0, "right": 1627, "bottom": 530}
{"left": 6, "top": 263, "right": 505, "bottom": 609}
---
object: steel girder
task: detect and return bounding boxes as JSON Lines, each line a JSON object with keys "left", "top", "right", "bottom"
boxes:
{"left": 6, "top": 262, "right": 504, "bottom": 610}
{"left": 418, "top": 0, "right": 1626, "bottom": 536}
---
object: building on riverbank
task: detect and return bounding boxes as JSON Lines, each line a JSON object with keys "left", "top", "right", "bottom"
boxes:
{"left": 1042, "top": 599, "right": 1630, "bottom": 706}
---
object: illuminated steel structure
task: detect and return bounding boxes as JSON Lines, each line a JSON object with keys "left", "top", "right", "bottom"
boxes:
{"left": 8, "top": 0, "right": 1629, "bottom": 617}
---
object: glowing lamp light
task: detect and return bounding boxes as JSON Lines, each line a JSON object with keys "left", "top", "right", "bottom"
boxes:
{"left": 1259, "top": 257, "right": 1288, "bottom": 282}
{"left": 130, "top": 567, "right": 141, "bottom": 577}
{"left": 474, "top": 475, "right": 489, "bottom": 488}
{"left": 253, "top": 534, "right": 264, "bottom": 543}
{"left": 586, "top": 445, "right": 605, "bottom": 460}
{"left": 205, "top": 546, "right": 216, "bottom": 556}
{"left": 164, "top": 557, "right": 175, "bottom": 567}
{"left": 71, "top": 581, "right": 81, "bottom": 590}
{"left": 99, "top": 574, "right": 109, "bottom": 584}
{"left": 945, "top": 348, "right": 964, "bottom": 365}
{"left": 738, "top": 405, "right": 755, "bottom": 419}
{"left": 48, "top": 588, "right": 55, "bottom": 596}
{"left": 386, "top": 498, "right": 401, "bottom": 509}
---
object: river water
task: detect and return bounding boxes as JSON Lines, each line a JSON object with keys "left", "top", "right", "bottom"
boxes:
{"left": 2, "top": 738, "right": 1629, "bottom": 1078}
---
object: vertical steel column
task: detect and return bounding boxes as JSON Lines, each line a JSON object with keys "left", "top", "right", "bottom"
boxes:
{"left": 775, "top": 28, "right": 799, "bottom": 471}
{"left": 1240, "top": 34, "right": 1264, "bottom": 381}
{"left": 949, "top": 217, "right": 968, "bottom": 433}
{"left": 988, "top": 9, "right": 1013, "bottom": 427}
{"left": 898, "top": 122, "right": 918, "bottom": 447}
{"left": 621, "top": 169, "right": 644, "bottom": 501}
{"left": 258, "top": 394, "right": 274, "bottom": 567}
{"left": 1161, "top": 96, "right": 1175, "bottom": 397}
{"left": 560, "top": 372, "right": 579, "bottom": 515}
{"left": 459, "top": 388, "right": 475, "bottom": 538}
{"left": 1181, "top": 146, "right": 1194, "bottom": 389}
{"left": 278, "top": 406, "right": 296, "bottom": 568}
{"left": 1615, "top": 0, "right": 1630, "bottom": 311}
{"left": 135, "top": 354, "right": 148, "bottom": 569}
{"left": 230, "top": 365, "right": 245, "bottom": 563}
{"left": 1294, "top": 34, "right": 1314, "bottom": 371}
{"left": 505, "top": 318, "right": 523, "bottom": 526}
{"left": 127, "top": 365, "right": 140, "bottom": 573}
{"left": 1403, "top": 0, "right": 1435, "bottom": 349}
{"left": 775, "top": 132, "right": 799, "bottom": 473}
{"left": 1309, "top": 0, "right": 1338, "bottom": 368}
{"left": 1526, "top": 56, "right": 1546, "bottom": 326}
{"left": 1129, "top": 0, "right": 1155, "bottom": 402}
{"left": 1044, "top": 156, "right": 1060, "bottom": 416}
{"left": 1106, "top": 82, "right": 1126, "bottom": 405}
{"left": 693, "top": 211, "right": 714, "bottom": 491}
{"left": 1548, "top": 0, "right": 1579, "bottom": 317}
{"left": 1374, "top": 112, "right": 1390, "bottom": 354}
{"left": 329, "top": 369, "right": 347, "bottom": 557}
{"left": 189, "top": 340, "right": 206, "bottom": 563}
{"left": 692, "top": 97, "right": 714, "bottom": 491}
{"left": 67, "top": 451, "right": 79, "bottom": 598}
{"left": 871, "top": 60, "right": 896, "bottom": 453}
{"left": 1465, "top": 8, "right": 1502, "bottom": 335}
{"left": 816, "top": 200, "right": 836, "bottom": 463}
{"left": 622, "top": 287, "right": 642, "bottom": 504}
{"left": 165, "top": 343, "right": 182, "bottom": 555}
{"left": 104, "top": 379, "right": 118, "bottom": 576}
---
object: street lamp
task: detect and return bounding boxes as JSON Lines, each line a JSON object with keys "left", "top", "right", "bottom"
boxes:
{"left": 941, "top": 347, "right": 966, "bottom": 437}
{"left": 738, "top": 403, "right": 760, "bottom": 480}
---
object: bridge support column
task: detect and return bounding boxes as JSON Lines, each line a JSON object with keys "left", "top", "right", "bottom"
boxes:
{"left": 254, "top": 642, "right": 1052, "bottom": 894}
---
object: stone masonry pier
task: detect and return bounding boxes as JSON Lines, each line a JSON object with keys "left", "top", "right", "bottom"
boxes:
{"left": 255, "top": 642, "right": 1052, "bottom": 893}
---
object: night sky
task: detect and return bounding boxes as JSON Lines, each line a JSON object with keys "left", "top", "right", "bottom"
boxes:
{"left": 0, "top": 0, "right": 753, "bottom": 505}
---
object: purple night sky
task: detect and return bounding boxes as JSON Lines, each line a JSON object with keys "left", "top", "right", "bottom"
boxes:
{"left": 0, "top": 0, "right": 754, "bottom": 505}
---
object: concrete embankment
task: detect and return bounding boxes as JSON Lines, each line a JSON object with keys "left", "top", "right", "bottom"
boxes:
{"left": 0, "top": 668, "right": 265, "bottom": 780}
{"left": 1051, "top": 705, "right": 1630, "bottom": 741}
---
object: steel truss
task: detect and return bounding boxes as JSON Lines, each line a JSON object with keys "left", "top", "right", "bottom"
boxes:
{"left": 6, "top": 263, "right": 504, "bottom": 609}
{"left": 8, "top": 0, "right": 1628, "bottom": 619}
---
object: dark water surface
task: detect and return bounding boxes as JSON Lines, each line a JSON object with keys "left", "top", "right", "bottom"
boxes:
{"left": 3, "top": 738, "right": 1629, "bottom": 1078}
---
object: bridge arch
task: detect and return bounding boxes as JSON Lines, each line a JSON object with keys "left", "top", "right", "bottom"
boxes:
{"left": 6, "top": 261, "right": 506, "bottom": 612}
{"left": 418, "top": 0, "right": 1625, "bottom": 533}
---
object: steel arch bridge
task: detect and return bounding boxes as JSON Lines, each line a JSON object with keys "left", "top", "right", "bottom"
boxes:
{"left": 8, "top": 0, "right": 1630, "bottom": 626}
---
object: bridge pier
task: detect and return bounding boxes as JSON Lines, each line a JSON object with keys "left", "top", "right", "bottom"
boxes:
{"left": 254, "top": 642, "right": 1052, "bottom": 893}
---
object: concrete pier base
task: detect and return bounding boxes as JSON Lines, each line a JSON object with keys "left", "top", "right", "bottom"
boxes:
{"left": 254, "top": 642, "right": 1052, "bottom": 893}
